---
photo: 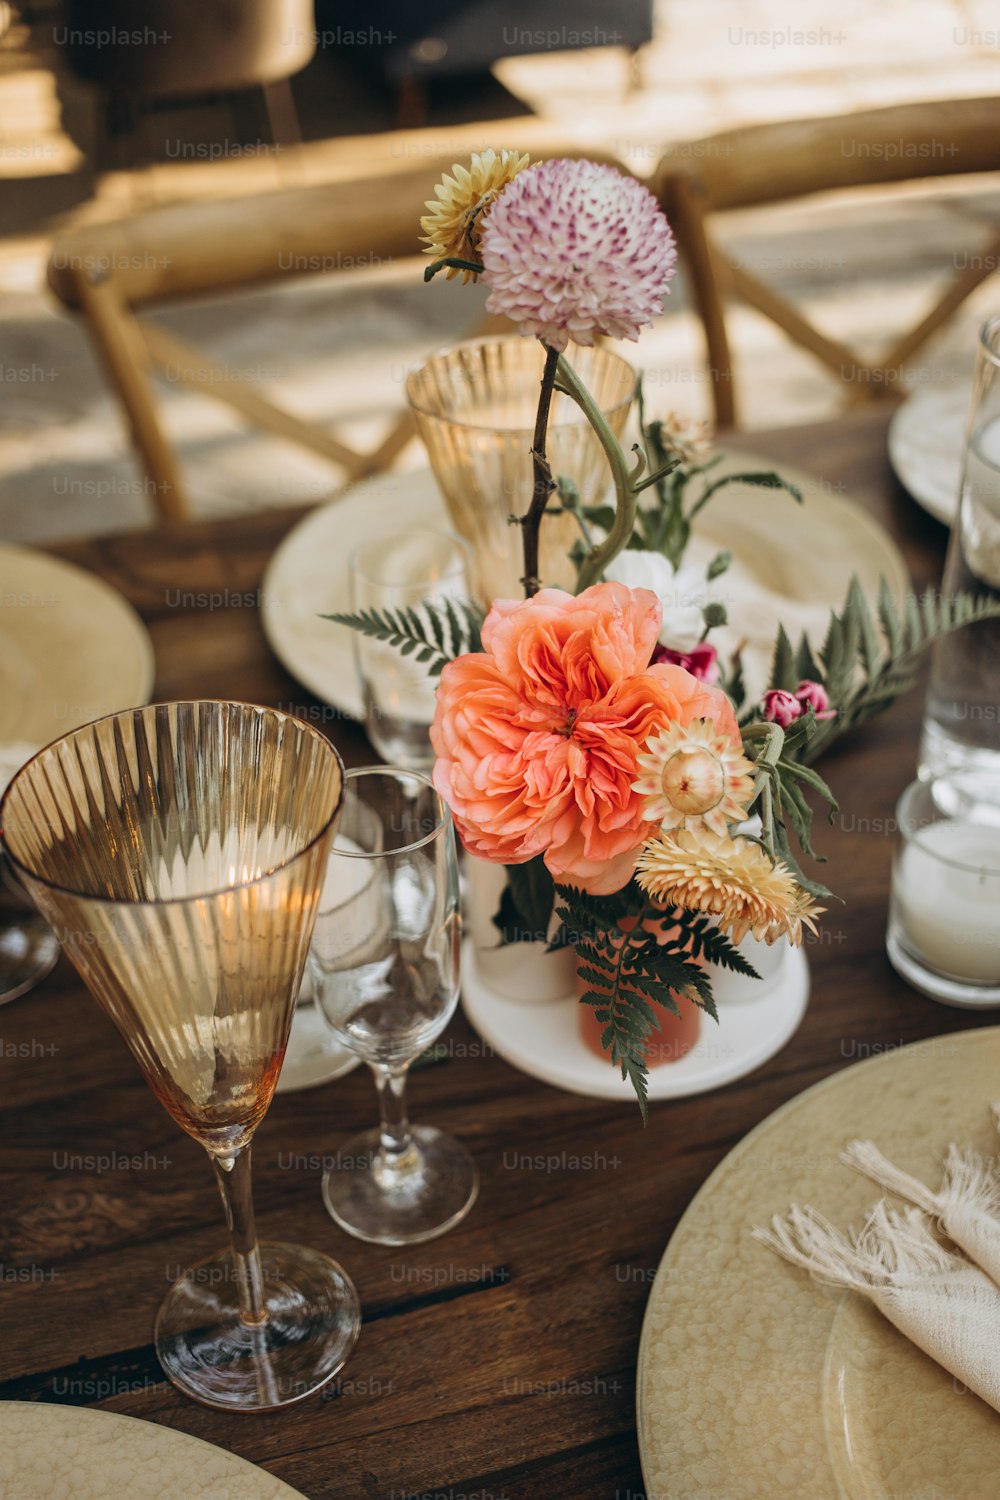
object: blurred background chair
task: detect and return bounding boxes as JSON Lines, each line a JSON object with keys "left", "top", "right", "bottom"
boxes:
{"left": 655, "top": 97, "right": 1000, "bottom": 428}
{"left": 58, "top": 0, "right": 315, "bottom": 169}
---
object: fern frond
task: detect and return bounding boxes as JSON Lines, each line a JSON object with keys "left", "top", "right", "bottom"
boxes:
{"left": 325, "top": 598, "right": 485, "bottom": 677}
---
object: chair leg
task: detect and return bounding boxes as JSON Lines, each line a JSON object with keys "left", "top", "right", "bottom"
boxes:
{"left": 74, "top": 270, "right": 189, "bottom": 521}
{"left": 261, "top": 79, "right": 302, "bottom": 148}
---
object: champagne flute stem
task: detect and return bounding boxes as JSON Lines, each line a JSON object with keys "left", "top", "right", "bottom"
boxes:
{"left": 212, "top": 1144, "right": 267, "bottom": 1327}
{"left": 371, "top": 1063, "right": 418, "bottom": 1180}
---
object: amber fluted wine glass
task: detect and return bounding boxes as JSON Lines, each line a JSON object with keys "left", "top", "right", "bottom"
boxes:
{"left": 0, "top": 701, "right": 360, "bottom": 1411}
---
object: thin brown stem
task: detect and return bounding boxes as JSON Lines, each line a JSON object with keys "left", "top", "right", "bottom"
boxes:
{"left": 520, "top": 342, "right": 561, "bottom": 597}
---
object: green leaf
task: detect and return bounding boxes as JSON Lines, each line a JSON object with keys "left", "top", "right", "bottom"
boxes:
{"left": 505, "top": 857, "right": 555, "bottom": 944}
{"left": 687, "top": 469, "right": 804, "bottom": 523}
{"left": 769, "top": 624, "right": 798, "bottom": 692}
{"left": 325, "top": 598, "right": 484, "bottom": 677}
{"left": 707, "top": 549, "right": 732, "bottom": 581}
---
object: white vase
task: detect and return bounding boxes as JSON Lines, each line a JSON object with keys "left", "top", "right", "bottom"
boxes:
{"left": 709, "top": 930, "right": 788, "bottom": 1006}
{"left": 463, "top": 859, "right": 577, "bottom": 1003}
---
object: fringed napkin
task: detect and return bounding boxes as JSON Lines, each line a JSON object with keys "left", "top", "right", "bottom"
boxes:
{"left": 754, "top": 1202, "right": 1000, "bottom": 1412}
{"left": 841, "top": 1138, "right": 1000, "bottom": 1286}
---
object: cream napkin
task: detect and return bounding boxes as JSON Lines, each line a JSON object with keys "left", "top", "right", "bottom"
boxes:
{"left": 841, "top": 1138, "right": 1000, "bottom": 1288}
{"left": 754, "top": 1201, "right": 1000, "bottom": 1412}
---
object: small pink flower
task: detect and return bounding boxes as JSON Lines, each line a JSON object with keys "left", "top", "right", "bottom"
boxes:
{"left": 795, "top": 679, "right": 836, "bottom": 720}
{"left": 762, "top": 689, "right": 803, "bottom": 728}
{"left": 652, "top": 641, "right": 720, "bottom": 685}
{"left": 478, "top": 159, "right": 677, "bottom": 352}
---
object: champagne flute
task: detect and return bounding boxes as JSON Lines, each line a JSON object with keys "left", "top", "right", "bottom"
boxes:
{"left": 308, "top": 766, "right": 477, "bottom": 1244}
{"left": 0, "top": 701, "right": 361, "bottom": 1410}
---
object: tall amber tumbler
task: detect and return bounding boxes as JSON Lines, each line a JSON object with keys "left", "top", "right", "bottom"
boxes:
{"left": 0, "top": 701, "right": 360, "bottom": 1411}
{"left": 406, "top": 336, "right": 636, "bottom": 603}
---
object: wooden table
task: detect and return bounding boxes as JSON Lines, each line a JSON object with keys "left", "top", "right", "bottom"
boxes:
{"left": 0, "top": 407, "right": 979, "bottom": 1499}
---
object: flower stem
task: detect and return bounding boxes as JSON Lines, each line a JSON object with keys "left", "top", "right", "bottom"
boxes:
{"left": 556, "top": 354, "right": 638, "bottom": 592}
{"left": 521, "top": 343, "right": 561, "bottom": 597}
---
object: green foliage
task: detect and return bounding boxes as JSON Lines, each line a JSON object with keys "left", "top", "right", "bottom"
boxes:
{"left": 492, "top": 856, "right": 556, "bottom": 945}
{"left": 555, "top": 883, "right": 758, "bottom": 1121}
{"left": 324, "top": 598, "right": 485, "bottom": 677}
{"left": 759, "top": 577, "right": 1000, "bottom": 765}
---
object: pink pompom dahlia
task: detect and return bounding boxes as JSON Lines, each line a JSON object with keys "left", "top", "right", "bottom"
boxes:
{"left": 478, "top": 159, "right": 677, "bottom": 352}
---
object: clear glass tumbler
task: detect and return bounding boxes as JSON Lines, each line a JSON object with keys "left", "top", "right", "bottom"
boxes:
{"left": 406, "top": 336, "right": 636, "bottom": 604}
{"left": 921, "top": 314, "right": 1000, "bottom": 813}
{"left": 308, "top": 766, "right": 477, "bottom": 1245}
{"left": 349, "top": 527, "right": 470, "bottom": 772}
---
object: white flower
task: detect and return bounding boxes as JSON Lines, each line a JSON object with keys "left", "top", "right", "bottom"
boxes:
{"left": 604, "top": 554, "right": 708, "bottom": 653}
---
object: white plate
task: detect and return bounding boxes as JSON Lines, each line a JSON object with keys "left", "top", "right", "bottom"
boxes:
{"left": 0, "top": 544, "right": 155, "bottom": 744}
{"left": 261, "top": 460, "right": 909, "bottom": 719}
{"left": 460, "top": 939, "right": 808, "bottom": 1102}
{"left": 0, "top": 1401, "right": 308, "bottom": 1499}
{"left": 887, "top": 385, "right": 970, "bottom": 526}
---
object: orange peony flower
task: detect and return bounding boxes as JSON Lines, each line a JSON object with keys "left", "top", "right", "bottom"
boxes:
{"left": 430, "top": 583, "right": 740, "bottom": 895}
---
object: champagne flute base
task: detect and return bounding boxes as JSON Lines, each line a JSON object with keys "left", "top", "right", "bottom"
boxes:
{"left": 155, "top": 1241, "right": 361, "bottom": 1411}
{"left": 322, "top": 1125, "right": 478, "bottom": 1245}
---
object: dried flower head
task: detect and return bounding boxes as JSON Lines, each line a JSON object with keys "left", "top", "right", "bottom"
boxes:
{"left": 478, "top": 158, "right": 677, "bottom": 351}
{"left": 635, "top": 827, "right": 824, "bottom": 946}
{"left": 420, "top": 149, "right": 531, "bottom": 281}
{"left": 632, "top": 718, "right": 755, "bottom": 836}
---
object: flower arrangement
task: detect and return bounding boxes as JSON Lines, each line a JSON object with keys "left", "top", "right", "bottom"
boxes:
{"left": 333, "top": 150, "right": 1000, "bottom": 1115}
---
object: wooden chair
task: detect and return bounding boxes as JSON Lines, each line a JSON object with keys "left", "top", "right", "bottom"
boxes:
{"left": 653, "top": 97, "right": 1000, "bottom": 428}
{"left": 46, "top": 124, "right": 625, "bottom": 521}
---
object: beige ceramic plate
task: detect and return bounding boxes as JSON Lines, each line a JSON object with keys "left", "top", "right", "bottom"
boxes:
{"left": 261, "top": 457, "right": 909, "bottom": 718}
{"left": 637, "top": 1027, "right": 1000, "bottom": 1499}
{"left": 0, "top": 544, "right": 155, "bottom": 744}
{"left": 0, "top": 1401, "right": 308, "bottom": 1498}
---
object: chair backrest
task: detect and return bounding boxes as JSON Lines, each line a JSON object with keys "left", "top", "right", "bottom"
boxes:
{"left": 46, "top": 123, "right": 624, "bottom": 521}
{"left": 652, "top": 97, "right": 1000, "bottom": 427}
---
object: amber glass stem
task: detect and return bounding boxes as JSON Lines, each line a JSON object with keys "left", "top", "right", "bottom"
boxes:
{"left": 212, "top": 1145, "right": 267, "bottom": 1327}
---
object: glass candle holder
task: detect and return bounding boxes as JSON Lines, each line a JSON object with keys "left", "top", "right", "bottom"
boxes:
{"left": 887, "top": 778, "right": 1000, "bottom": 1006}
{"left": 921, "top": 313, "right": 1000, "bottom": 811}
{"left": 406, "top": 336, "right": 636, "bottom": 604}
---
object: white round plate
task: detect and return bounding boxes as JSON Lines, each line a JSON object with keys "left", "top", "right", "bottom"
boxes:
{"left": 460, "top": 939, "right": 809, "bottom": 1102}
{"left": 887, "top": 384, "right": 970, "bottom": 526}
{"left": 0, "top": 544, "right": 155, "bottom": 744}
{"left": 261, "top": 459, "right": 909, "bottom": 719}
{"left": 0, "top": 1401, "right": 308, "bottom": 1499}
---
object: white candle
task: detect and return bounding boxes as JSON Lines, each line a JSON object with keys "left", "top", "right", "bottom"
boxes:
{"left": 893, "top": 822, "right": 1000, "bottom": 983}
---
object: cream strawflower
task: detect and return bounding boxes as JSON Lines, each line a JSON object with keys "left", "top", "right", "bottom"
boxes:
{"left": 478, "top": 158, "right": 677, "bottom": 351}
{"left": 635, "top": 828, "right": 824, "bottom": 946}
{"left": 420, "top": 149, "right": 531, "bottom": 282}
{"left": 633, "top": 718, "right": 754, "bottom": 836}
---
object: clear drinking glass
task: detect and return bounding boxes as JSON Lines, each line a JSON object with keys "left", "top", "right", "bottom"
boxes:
{"left": 0, "top": 701, "right": 361, "bottom": 1410}
{"left": 348, "top": 528, "right": 470, "bottom": 772}
{"left": 307, "top": 766, "right": 477, "bottom": 1245}
{"left": 406, "top": 336, "right": 636, "bottom": 604}
{"left": 921, "top": 314, "right": 1000, "bottom": 813}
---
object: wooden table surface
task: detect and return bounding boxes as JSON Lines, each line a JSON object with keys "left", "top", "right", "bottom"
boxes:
{"left": 0, "top": 405, "right": 983, "bottom": 1500}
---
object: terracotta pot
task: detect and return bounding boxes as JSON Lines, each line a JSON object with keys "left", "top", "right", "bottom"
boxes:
{"left": 578, "top": 987, "right": 702, "bottom": 1067}
{"left": 576, "top": 914, "right": 704, "bottom": 1068}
